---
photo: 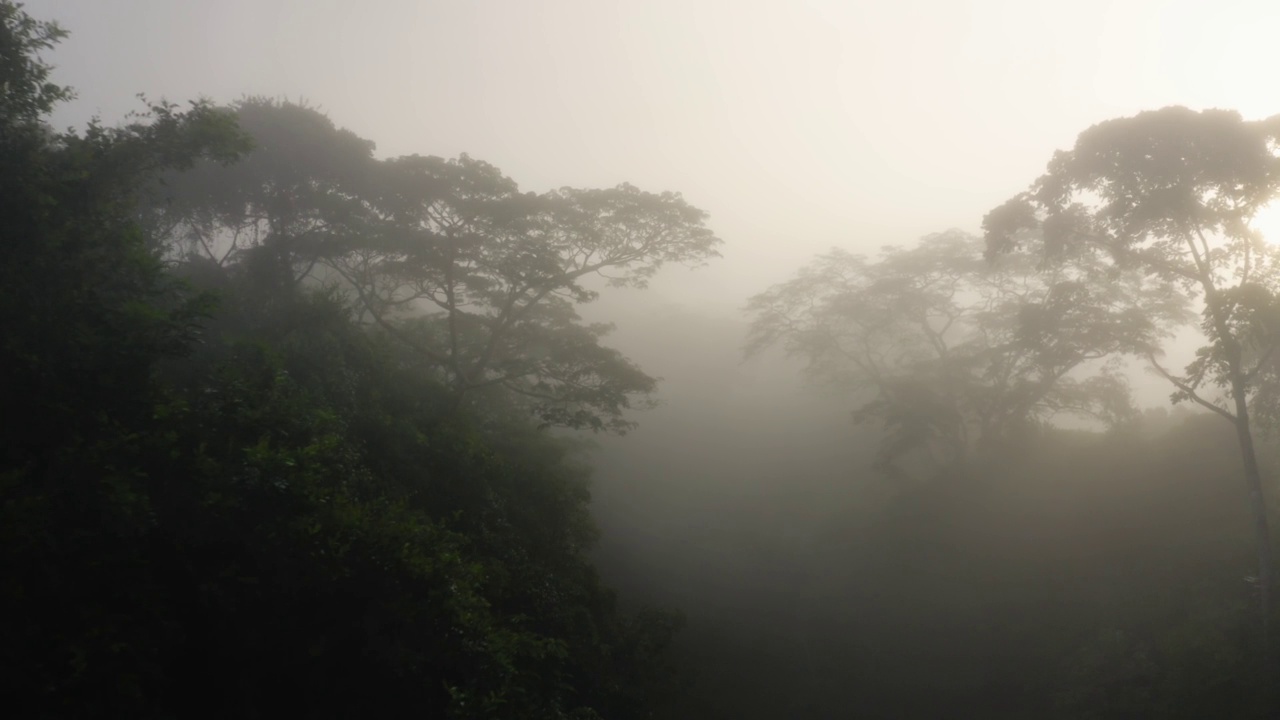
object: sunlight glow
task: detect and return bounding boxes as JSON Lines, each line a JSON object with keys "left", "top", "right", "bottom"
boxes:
{"left": 1255, "top": 202, "right": 1280, "bottom": 245}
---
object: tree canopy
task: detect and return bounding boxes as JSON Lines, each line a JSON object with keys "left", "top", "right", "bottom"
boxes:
{"left": 148, "top": 98, "right": 722, "bottom": 432}
{"left": 13, "top": 1, "right": 1280, "bottom": 717}
{"left": 0, "top": 5, "right": 694, "bottom": 717}
{"left": 745, "top": 228, "right": 1184, "bottom": 476}
{"left": 984, "top": 105, "right": 1280, "bottom": 650}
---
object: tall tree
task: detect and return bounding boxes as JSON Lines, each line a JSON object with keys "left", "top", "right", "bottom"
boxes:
{"left": 984, "top": 105, "right": 1280, "bottom": 646}
{"left": 149, "top": 100, "right": 723, "bottom": 432}
{"left": 332, "top": 153, "right": 722, "bottom": 432}
{"left": 746, "top": 229, "right": 1181, "bottom": 478}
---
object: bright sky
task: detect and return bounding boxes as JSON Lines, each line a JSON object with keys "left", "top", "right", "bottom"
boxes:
{"left": 33, "top": 0, "right": 1280, "bottom": 316}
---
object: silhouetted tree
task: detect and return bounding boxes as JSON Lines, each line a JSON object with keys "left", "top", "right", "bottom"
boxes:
{"left": 985, "top": 105, "right": 1280, "bottom": 648}
{"left": 149, "top": 100, "right": 723, "bottom": 433}
{"left": 745, "top": 229, "right": 1181, "bottom": 477}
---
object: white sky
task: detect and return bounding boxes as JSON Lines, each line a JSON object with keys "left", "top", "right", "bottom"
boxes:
{"left": 31, "top": 0, "right": 1280, "bottom": 321}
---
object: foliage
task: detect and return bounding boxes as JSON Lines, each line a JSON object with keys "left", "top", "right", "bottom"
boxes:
{"left": 0, "top": 6, "right": 685, "bottom": 717}
{"left": 148, "top": 99, "right": 722, "bottom": 432}
{"left": 18, "top": 2, "right": 1280, "bottom": 717}
{"left": 745, "top": 229, "right": 1181, "bottom": 476}
{"left": 984, "top": 105, "right": 1280, "bottom": 645}
{"left": 984, "top": 107, "right": 1280, "bottom": 420}
{"left": 0, "top": 0, "right": 70, "bottom": 126}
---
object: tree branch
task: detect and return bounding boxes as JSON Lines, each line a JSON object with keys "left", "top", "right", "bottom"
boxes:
{"left": 1247, "top": 339, "right": 1280, "bottom": 384}
{"left": 1147, "top": 352, "right": 1237, "bottom": 423}
{"left": 323, "top": 259, "right": 451, "bottom": 366}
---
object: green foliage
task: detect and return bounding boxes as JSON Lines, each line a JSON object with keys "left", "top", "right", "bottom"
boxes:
{"left": 0, "top": 0, "right": 70, "bottom": 126}
{"left": 0, "top": 8, "right": 683, "bottom": 718}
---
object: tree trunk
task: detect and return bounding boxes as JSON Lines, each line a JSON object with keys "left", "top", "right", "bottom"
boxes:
{"left": 1233, "top": 378, "right": 1274, "bottom": 656}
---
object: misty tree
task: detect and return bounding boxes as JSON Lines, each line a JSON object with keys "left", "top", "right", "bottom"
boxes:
{"left": 746, "top": 229, "right": 1182, "bottom": 478}
{"left": 984, "top": 105, "right": 1280, "bottom": 646}
{"left": 144, "top": 97, "right": 378, "bottom": 289}
{"left": 149, "top": 99, "right": 723, "bottom": 432}
{"left": 0, "top": 0, "right": 69, "bottom": 128}
{"left": 329, "top": 153, "right": 722, "bottom": 432}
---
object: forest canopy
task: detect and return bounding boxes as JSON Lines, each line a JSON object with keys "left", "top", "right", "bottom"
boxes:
{"left": 0, "top": 5, "right": 701, "bottom": 717}
{"left": 7, "top": 2, "right": 1280, "bottom": 718}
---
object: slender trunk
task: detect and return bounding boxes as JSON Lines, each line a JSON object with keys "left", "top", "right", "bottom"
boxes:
{"left": 1208, "top": 275, "right": 1275, "bottom": 656}
{"left": 1232, "top": 377, "right": 1274, "bottom": 656}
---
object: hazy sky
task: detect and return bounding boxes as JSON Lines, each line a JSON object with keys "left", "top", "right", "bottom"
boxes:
{"left": 32, "top": 0, "right": 1280, "bottom": 314}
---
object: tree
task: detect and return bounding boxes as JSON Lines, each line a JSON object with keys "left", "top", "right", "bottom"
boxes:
{"left": 745, "top": 229, "right": 1180, "bottom": 479}
{"left": 0, "top": 0, "right": 70, "bottom": 128}
{"left": 149, "top": 101, "right": 723, "bottom": 433}
{"left": 984, "top": 105, "right": 1280, "bottom": 647}
{"left": 333, "top": 153, "right": 722, "bottom": 432}
{"left": 0, "top": 2, "right": 252, "bottom": 713}
{"left": 142, "top": 97, "right": 379, "bottom": 293}
{"left": 2, "top": 5, "right": 689, "bottom": 715}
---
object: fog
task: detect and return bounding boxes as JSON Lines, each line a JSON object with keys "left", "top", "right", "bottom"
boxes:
{"left": 45, "top": 0, "right": 1280, "bottom": 315}
{"left": 14, "top": 0, "right": 1280, "bottom": 717}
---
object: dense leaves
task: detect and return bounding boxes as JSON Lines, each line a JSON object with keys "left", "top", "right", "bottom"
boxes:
{"left": 0, "top": 5, "right": 684, "bottom": 717}
{"left": 0, "top": 0, "right": 69, "bottom": 125}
